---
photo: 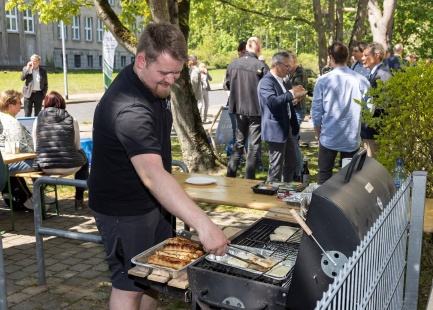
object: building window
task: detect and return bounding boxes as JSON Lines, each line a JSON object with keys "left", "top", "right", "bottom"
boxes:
{"left": 108, "top": 0, "right": 115, "bottom": 5}
{"left": 6, "top": 7, "right": 18, "bottom": 32}
{"left": 61, "top": 54, "right": 68, "bottom": 67}
{"left": 85, "top": 17, "right": 93, "bottom": 41}
{"left": 58, "top": 23, "right": 67, "bottom": 40}
{"left": 87, "top": 55, "right": 93, "bottom": 68}
{"left": 72, "top": 16, "right": 80, "bottom": 40}
{"left": 131, "top": 56, "right": 135, "bottom": 64}
{"left": 74, "top": 55, "right": 81, "bottom": 68}
{"left": 99, "top": 55, "right": 102, "bottom": 67}
{"left": 97, "top": 19, "right": 103, "bottom": 42}
{"left": 121, "top": 56, "right": 126, "bottom": 67}
{"left": 23, "top": 9, "right": 34, "bottom": 33}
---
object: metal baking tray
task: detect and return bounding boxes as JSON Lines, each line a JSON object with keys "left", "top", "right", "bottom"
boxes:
{"left": 131, "top": 239, "right": 204, "bottom": 279}
{"left": 205, "top": 245, "right": 296, "bottom": 284}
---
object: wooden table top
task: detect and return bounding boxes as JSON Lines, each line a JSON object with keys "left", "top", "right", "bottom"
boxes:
{"left": 172, "top": 171, "right": 289, "bottom": 211}
{"left": 2, "top": 152, "right": 37, "bottom": 165}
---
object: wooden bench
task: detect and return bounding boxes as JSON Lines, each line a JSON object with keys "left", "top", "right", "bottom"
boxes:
{"left": 11, "top": 171, "right": 73, "bottom": 219}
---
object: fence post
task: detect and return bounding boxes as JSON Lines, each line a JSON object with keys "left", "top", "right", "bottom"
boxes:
{"left": 404, "top": 171, "right": 427, "bottom": 309}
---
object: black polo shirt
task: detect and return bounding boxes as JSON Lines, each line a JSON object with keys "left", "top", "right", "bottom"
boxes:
{"left": 88, "top": 64, "right": 173, "bottom": 216}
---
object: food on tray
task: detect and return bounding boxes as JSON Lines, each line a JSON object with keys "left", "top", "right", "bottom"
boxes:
{"left": 227, "top": 256, "right": 250, "bottom": 268}
{"left": 267, "top": 261, "right": 295, "bottom": 277}
{"left": 163, "top": 243, "right": 205, "bottom": 256}
{"left": 147, "top": 254, "right": 190, "bottom": 270}
{"left": 251, "top": 256, "right": 279, "bottom": 268}
{"left": 270, "top": 226, "right": 298, "bottom": 242}
{"left": 146, "top": 237, "right": 205, "bottom": 270}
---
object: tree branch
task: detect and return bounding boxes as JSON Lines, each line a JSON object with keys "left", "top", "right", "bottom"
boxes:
{"left": 216, "top": 0, "right": 313, "bottom": 27}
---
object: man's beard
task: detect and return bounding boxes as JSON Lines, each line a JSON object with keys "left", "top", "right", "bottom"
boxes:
{"left": 142, "top": 79, "right": 172, "bottom": 99}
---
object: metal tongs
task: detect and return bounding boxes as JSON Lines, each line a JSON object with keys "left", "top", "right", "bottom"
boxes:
{"left": 176, "top": 229, "right": 268, "bottom": 267}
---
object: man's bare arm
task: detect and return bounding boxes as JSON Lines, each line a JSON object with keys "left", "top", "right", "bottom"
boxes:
{"left": 131, "top": 154, "right": 229, "bottom": 256}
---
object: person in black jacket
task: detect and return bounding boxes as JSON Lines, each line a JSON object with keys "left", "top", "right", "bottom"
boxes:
{"left": 32, "top": 91, "right": 89, "bottom": 210}
{"left": 20, "top": 54, "right": 48, "bottom": 117}
{"left": 225, "top": 37, "right": 269, "bottom": 179}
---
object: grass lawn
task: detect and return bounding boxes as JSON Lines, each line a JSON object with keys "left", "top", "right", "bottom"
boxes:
{"left": 0, "top": 68, "right": 225, "bottom": 95}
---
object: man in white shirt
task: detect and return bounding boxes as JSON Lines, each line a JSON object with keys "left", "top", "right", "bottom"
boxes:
{"left": 311, "top": 42, "right": 370, "bottom": 184}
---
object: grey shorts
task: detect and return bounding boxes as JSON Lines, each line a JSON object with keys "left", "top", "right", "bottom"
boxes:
{"left": 93, "top": 207, "right": 172, "bottom": 291}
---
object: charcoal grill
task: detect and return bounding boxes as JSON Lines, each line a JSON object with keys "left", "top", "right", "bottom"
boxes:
{"left": 188, "top": 149, "right": 397, "bottom": 309}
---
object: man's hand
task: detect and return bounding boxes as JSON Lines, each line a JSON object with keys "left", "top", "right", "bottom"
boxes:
{"left": 291, "top": 85, "right": 306, "bottom": 98}
{"left": 197, "top": 223, "right": 230, "bottom": 256}
{"left": 27, "top": 62, "right": 33, "bottom": 70}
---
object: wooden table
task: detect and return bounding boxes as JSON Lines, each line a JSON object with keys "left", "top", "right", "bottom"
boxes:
{"left": 2, "top": 152, "right": 36, "bottom": 164}
{"left": 172, "top": 171, "right": 289, "bottom": 211}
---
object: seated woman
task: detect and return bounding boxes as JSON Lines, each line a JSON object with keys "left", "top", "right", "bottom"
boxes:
{"left": 32, "top": 91, "right": 89, "bottom": 210}
{"left": 0, "top": 89, "right": 39, "bottom": 210}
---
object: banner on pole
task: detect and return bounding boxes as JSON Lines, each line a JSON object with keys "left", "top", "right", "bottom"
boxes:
{"left": 103, "top": 31, "right": 118, "bottom": 91}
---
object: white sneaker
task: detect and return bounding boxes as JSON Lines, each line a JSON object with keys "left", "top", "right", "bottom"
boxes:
{"left": 23, "top": 197, "right": 34, "bottom": 210}
{"left": 23, "top": 197, "right": 50, "bottom": 212}
{"left": 44, "top": 195, "right": 56, "bottom": 204}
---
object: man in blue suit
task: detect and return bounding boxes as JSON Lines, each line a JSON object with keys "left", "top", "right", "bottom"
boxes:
{"left": 258, "top": 51, "right": 306, "bottom": 182}
{"left": 383, "top": 43, "right": 408, "bottom": 73}
{"left": 361, "top": 42, "right": 392, "bottom": 158}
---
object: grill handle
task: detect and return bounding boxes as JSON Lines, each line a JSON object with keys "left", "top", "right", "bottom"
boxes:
{"left": 344, "top": 147, "right": 367, "bottom": 183}
{"left": 198, "top": 289, "right": 268, "bottom": 310}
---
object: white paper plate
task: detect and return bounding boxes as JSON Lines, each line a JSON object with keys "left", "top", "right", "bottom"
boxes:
{"left": 185, "top": 177, "right": 217, "bottom": 185}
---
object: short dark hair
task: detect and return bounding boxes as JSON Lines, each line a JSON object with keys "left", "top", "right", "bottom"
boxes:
{"left": 136, "top": 23, "right": 188, "bottom": 66}
{"left": 328, "top": 42, "right": 349, "bottom": 65}
{"left": 44, "top": 91, "right": 66, "bottom": 109}
{"left": 237, "top": 42, "right": 247, "bottom": 53}
{"left": 354, "top": 42, "right": 368, "bottom": 52}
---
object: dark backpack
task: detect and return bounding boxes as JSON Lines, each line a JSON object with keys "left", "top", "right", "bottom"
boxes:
{"left": 2, "top": 177, "right": 31, "bottom": 209}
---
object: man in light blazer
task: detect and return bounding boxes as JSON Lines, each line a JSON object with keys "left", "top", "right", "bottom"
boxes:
{"left": 258, "top": 51, "right": 306, "bottom": 182}
{"left": 361, "top": 42, "right": 393, "bottom": 158}
{"left": 20, "top": 54, "right": 48, "bottom": 117}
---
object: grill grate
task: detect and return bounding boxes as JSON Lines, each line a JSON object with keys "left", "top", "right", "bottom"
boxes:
{"left": 234, "top": 223, "right": 302, "bottom": 262}
{"left": 191, "top": 219, "right": 302, "bottom": 287}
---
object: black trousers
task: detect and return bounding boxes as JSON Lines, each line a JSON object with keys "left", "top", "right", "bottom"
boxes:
{"left": 318, "top": 143, "right": 358, "bottom": 184}
{"left": 24, "top": 91, "right": 44, "bottom": 117}
{"left": 74, "top": 161, "right": 89, "bottom": 200}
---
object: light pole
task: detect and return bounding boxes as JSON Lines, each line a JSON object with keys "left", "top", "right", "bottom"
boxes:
{"left": 294, "top": 26, "right": 300, "bottom": 55}
{"left": 60, "top": 20, "right": 69, "bottom": 99}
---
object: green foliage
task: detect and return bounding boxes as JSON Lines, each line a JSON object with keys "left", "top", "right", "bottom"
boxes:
{"left": 393, "top": 0, "right": 433, "bottom": 58}
{"left": 361, "top": 62, "right": 433, "bottom": 196}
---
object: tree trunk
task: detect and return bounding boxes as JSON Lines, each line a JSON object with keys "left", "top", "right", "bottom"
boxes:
{"left": 368, "top": 0, "right": 397, "bottom": 51}
{"left": 93, "top": 0, "right": 138, "bottom": 54}
{"left": 335, "top": 0, "right": 344, "bottom": 42}
{"left": 312, "top": 0, "right": 329, "bottom": 71}
{"left": 327, "top": 0, "right": 335, "bottom": 46}
{"left": 348, "top": 0, "right": 369, "bottom": 61}
{"left": 170, "top": 0, "right": 221, "bottom": 172}
{"left": 148, "top": 0, "right": 170, "bottom": 22}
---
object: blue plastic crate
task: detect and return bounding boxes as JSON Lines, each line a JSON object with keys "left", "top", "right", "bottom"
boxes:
{"left": 80, "top": 138, "right": 92, "bottom": 167}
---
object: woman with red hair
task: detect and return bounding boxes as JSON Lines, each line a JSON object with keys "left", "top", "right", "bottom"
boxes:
{"left": 32, "top": 91, "right": 89, "bottom": 210}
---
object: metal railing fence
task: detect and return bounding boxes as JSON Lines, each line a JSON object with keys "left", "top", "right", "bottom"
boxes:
{"left": 316, "top": 171, "right": 427, "bottom": 310}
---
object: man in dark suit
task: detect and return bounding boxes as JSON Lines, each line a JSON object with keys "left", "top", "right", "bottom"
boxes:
{"left": 361, "top": 42, "right": 393, "bottom": 158}
{"left": 383, "top": 43, "right": 408, "bottom": 73}
{"left": 20, "top": 54, "right": 48, "bottom": 117}
{"left": 258, "top": 51, "right": 306, "bottom": 182}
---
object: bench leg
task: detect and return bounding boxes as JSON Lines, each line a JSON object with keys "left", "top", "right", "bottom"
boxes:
{"left": 54, "top": 184, "right": 59, "bottom": 216}
{"left": 6, "top": 170, "right": 14, "bottom": 231}
{"left": 40, "top": 185, "right": 47, "bottom": 220}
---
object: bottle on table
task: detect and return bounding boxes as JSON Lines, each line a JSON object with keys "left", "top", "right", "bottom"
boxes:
{"left": 393, "top": 158, "right": 406, "bottom": 189}
{"left": 301, "top": 156, "right": 310, "bottom": 186}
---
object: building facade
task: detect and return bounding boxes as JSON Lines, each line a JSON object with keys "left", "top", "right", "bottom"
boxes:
{"left": 0, "top": 2, "right": 135, "bottom": 70}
